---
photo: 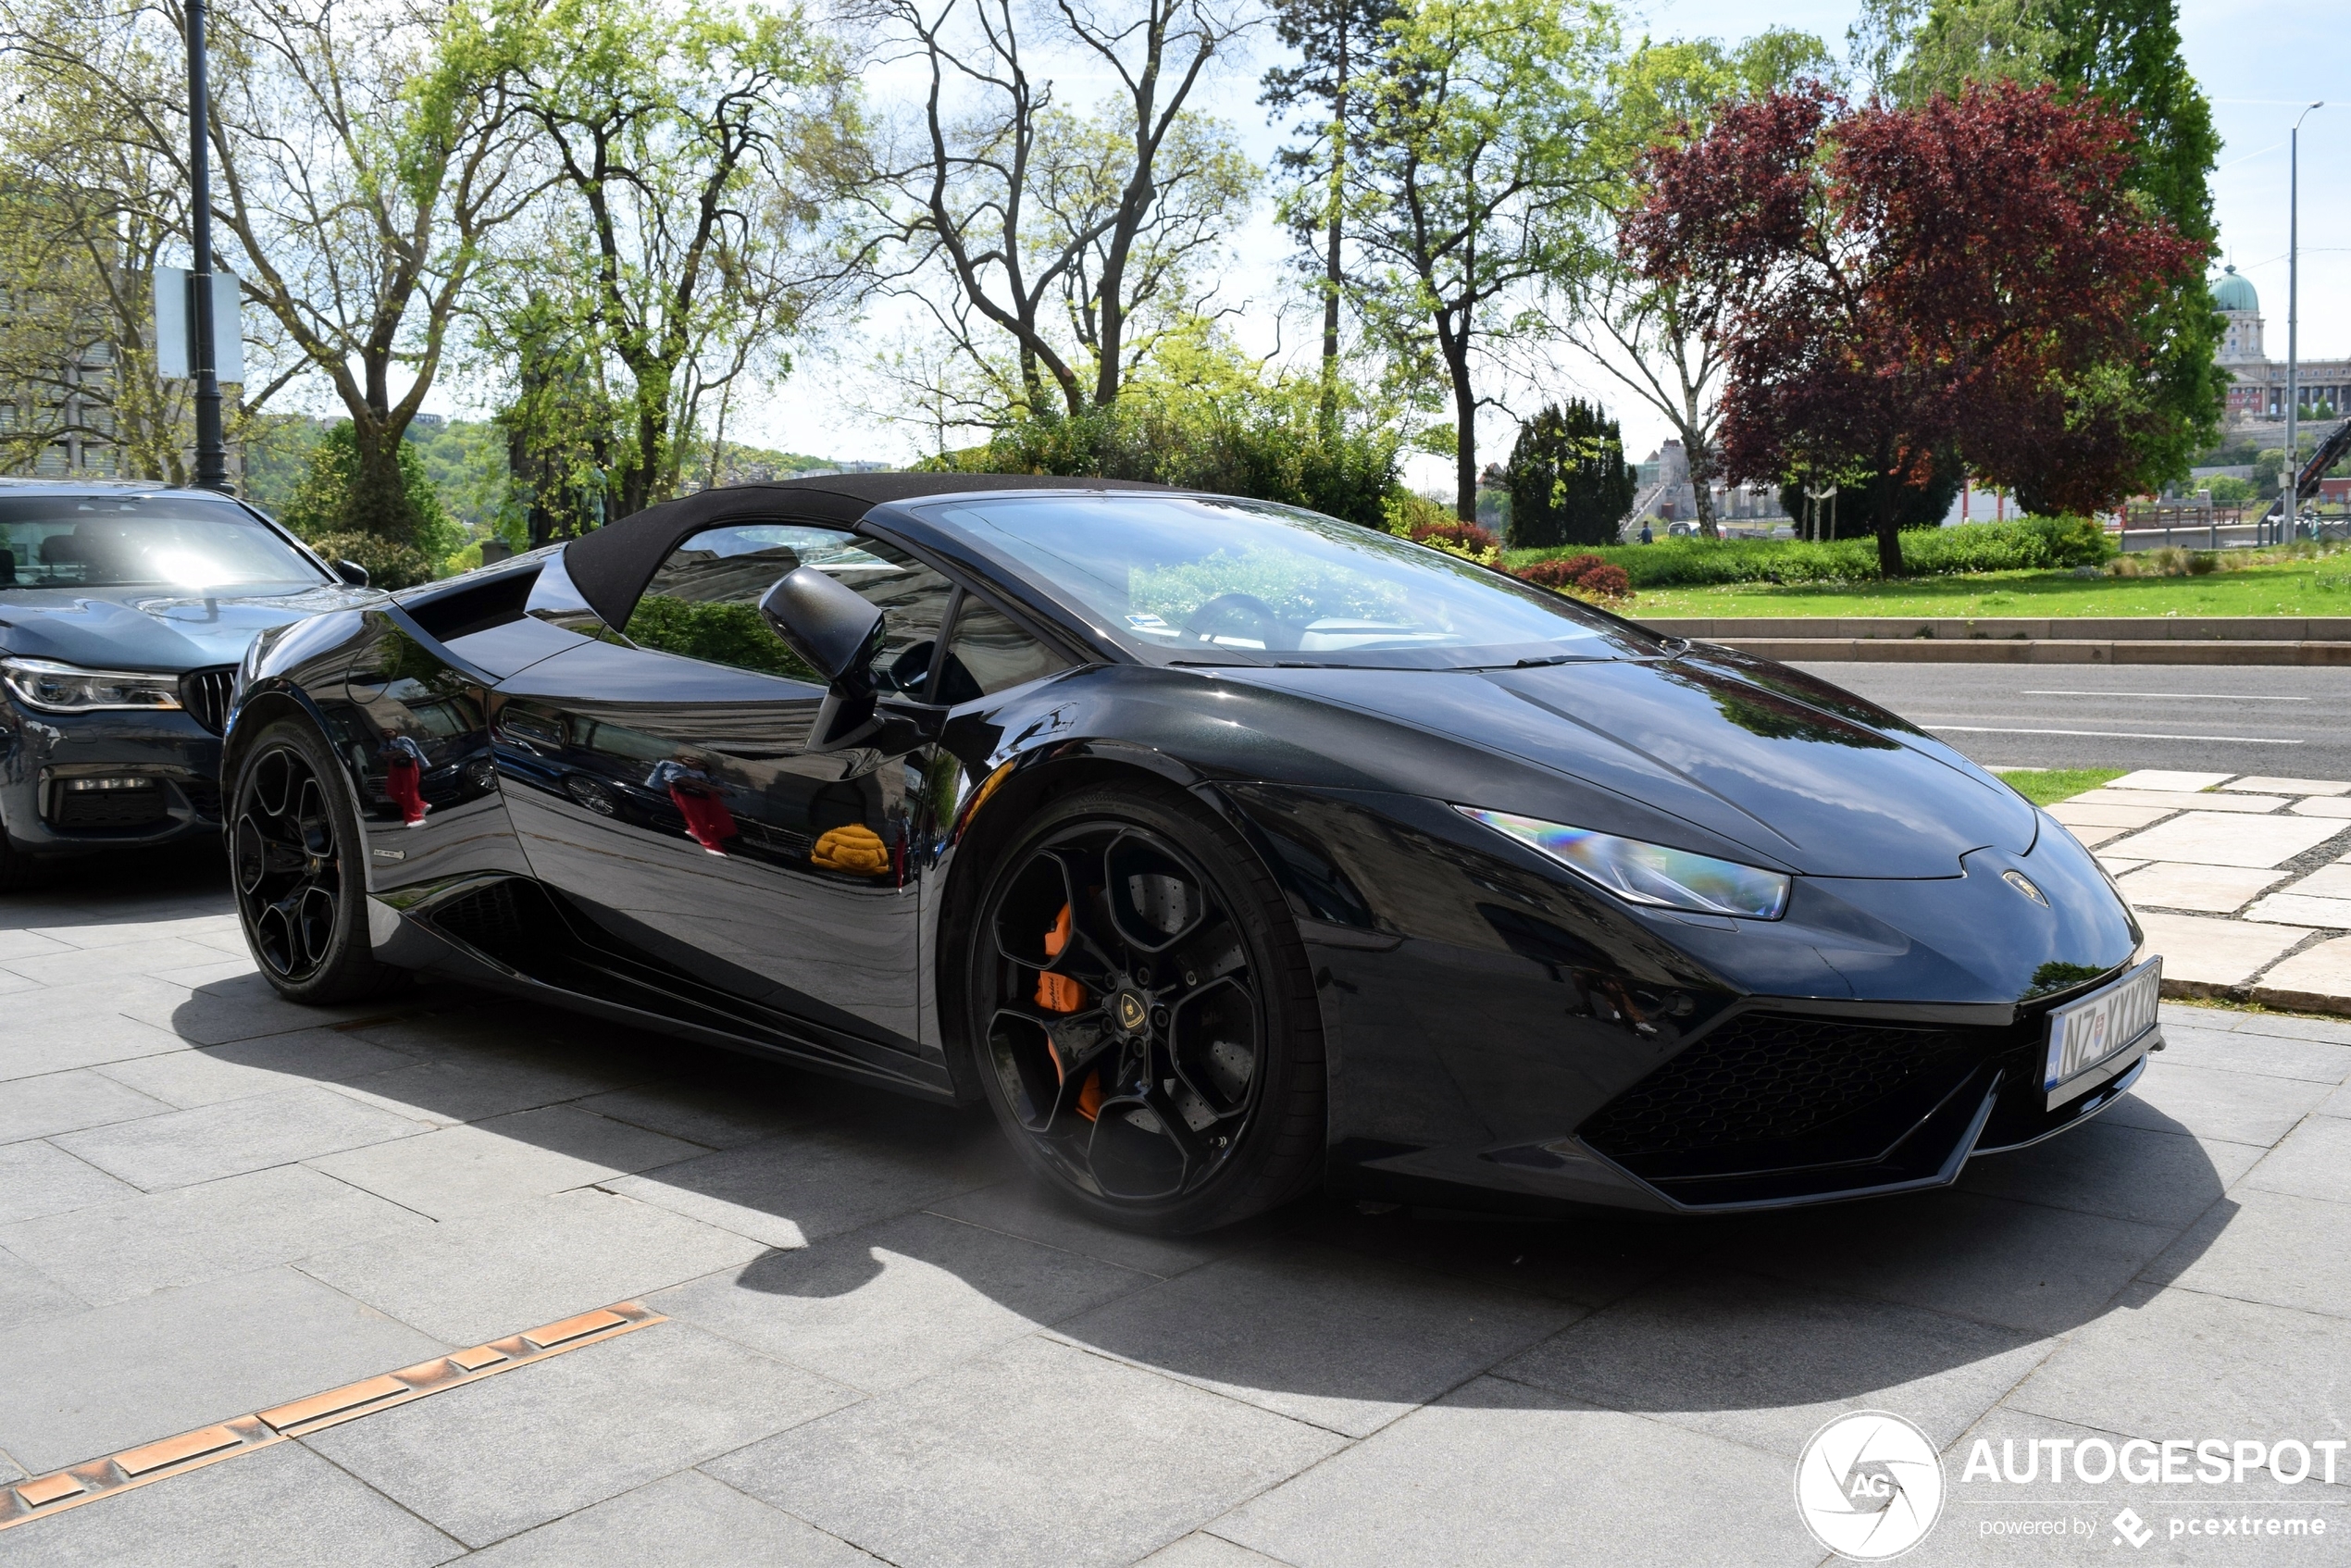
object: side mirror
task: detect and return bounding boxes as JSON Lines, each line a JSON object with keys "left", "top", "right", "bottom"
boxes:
{"left": 760, "top": 567, "right": 885, "bottom": 751}
{"left": 335, "top": 560, "right": 370, "bottom": 588}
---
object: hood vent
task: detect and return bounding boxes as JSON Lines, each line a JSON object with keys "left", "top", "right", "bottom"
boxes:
{"left": 179, "top": 666, "right": 236, "bottom": 735}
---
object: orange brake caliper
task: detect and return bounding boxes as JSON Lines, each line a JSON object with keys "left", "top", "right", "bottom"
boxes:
{"left": 1035, "top": 903, "right": 1103, "bottom": 1120}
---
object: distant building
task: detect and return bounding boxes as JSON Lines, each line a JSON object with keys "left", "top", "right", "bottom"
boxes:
{"left": 1629, "top": 440, "right": 1785, "bottom": 527}
{"left": 2214, "top": 266, "right": 2348, "bottom": 426}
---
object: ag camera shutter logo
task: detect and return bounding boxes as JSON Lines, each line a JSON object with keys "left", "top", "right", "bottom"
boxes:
{"left": 1796, "top": 1411, "right": 1946, "bottom": 1560}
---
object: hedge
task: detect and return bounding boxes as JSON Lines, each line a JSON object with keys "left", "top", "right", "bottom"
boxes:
{"left": 1507, "top": 516, "right": 2114, "bottom": 589}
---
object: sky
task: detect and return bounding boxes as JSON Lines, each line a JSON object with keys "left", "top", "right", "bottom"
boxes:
{"left": 459, "top": 0, "right": 2351, "bottom": 484}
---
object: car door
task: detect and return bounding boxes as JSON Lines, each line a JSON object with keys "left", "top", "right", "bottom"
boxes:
{"left": 491, "top": 522, "right": 954, "bottom": 1059}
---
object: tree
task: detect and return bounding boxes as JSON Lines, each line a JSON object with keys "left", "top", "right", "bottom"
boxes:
{"left": 277, "top": 421, "right": 454, "bottom": 587}
{"left": 1853, "top": 0, "right": 2221, "bottom": 492}
{"left": 503, "top": 0, "right": 858, "bottom": 518}
{"left": 853, "top": 0, "right": 1258, "bottom": 426}
{"left": 1625, "top": 82, "right": 2201, "bottom": 576}
{"left": 1350, "top": 0, "right": 1615, "bottom": 521}
{"left": 1565, "top": 30, "right": 1837, "bottom": 537}
{"left": 489, "top": 290, "right": 616, "bottom": 545}
{"left": 1261, "top": 0, "right": 1399, "bottom": 424}
{"left": 1504, "top": 400, "right": 1632, "bottom": 547}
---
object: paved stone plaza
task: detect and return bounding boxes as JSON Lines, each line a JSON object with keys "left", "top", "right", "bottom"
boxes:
{"left": 2, "top": 847, "right": 2348, "bottom": 1566}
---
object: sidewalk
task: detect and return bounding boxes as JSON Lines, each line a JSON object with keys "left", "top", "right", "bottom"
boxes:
{"left": 2046, "top": 768, "right": 2351, "bottom": 1015}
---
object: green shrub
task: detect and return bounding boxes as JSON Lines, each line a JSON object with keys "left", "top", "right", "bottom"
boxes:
{"left": 274, "top": 421, "right": 462, "bottom": 567}
{"left": 305, "top": 532, "right": 436, "bottom": 591}
{"left": 624, "top": 596, "right": 820, "bottom": 681}
{"left": 1509, "top": 516, "right": 2114, "bottom": 589}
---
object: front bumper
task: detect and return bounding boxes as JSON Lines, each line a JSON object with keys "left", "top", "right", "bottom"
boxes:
{"left": 0, "top": 698, "right": 225, "bottom": 855}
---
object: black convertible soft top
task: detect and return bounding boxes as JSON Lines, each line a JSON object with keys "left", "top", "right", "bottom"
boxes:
{"left": 562, "top": 472, "right": 1174, "bottom": 632}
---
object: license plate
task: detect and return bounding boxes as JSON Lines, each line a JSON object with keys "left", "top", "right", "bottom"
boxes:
{"left": 2044, "top": 957, "right": 2161, "bottom": 1108}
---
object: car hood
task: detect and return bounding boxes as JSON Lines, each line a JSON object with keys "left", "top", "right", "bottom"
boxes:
{"left": 0, "top": 582, "right": 381, "bottom": 672}
{"left": 1222, "top": 647, "right": 2037, "bottom": 878}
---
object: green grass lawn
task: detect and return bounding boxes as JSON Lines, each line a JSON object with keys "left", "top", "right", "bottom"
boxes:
{"left": 1990, "top": 767, "right": 2126, "bottom": 805}
{"left": 1625, "top": 559, "right": 2351, "bottom": 619}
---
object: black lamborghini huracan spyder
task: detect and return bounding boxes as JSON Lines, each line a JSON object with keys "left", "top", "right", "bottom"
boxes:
{"left": 225, "top": 474, "right": 2160, "bottom": 1232}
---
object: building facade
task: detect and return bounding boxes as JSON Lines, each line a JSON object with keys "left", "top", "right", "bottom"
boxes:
{"left": 2215, "top": 266, "right": 2348, "bottom": 424}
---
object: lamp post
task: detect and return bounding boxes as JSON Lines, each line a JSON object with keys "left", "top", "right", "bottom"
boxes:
{"left": 187, "top": 0, "right": 227, "bottom": 492}
{"left": 2283, "top": 101, "right": 2322, "bottom": 538}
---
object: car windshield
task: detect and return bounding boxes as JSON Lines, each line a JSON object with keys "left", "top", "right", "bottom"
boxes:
{"left": 0, "top": 494, "right": 327, "bottom": 591}
{"left": 920, "top": 493, "right": 1661, "bottom": 669}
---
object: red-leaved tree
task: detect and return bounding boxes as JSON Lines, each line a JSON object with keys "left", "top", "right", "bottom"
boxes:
{"left": 1623, "top": 81, "right": 2203, "bottom": 576}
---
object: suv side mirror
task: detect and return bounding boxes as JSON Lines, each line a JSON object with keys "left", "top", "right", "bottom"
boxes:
{"left": 760, "top": 566, "right": 885, "bottom": 751}
{"left": 335, "top": 560, "right": 370, "bottom": 588}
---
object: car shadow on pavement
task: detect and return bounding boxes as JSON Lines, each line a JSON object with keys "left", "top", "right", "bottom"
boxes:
{"left": 46, "top": 843, "right": 2231, "bottom": 1431}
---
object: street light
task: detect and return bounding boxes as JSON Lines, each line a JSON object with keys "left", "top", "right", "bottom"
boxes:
{"left": 2284, "top": 100, "right": 2323, "bottom": 539}
{"left": 186, "top": 0, "right": 227, "bottom": 492}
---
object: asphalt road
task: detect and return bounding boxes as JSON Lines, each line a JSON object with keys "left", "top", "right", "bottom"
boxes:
{"left": 1791, "top": 661, "right": 2351, "bottom": 778}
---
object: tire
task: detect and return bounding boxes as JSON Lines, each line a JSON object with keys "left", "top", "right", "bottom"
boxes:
{"left": 0, "top": 835, "right": 43, "bottom": 894}
{"left": 964, "top": 780, "right": 1325, "bottom": 1234}
{"left": 229, "top": 717, "right": 404, "bottom": 1005}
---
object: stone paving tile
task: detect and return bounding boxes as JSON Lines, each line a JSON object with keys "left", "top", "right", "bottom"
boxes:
{"left": 93, "top": 1030, "right": 420, "bottom": 1109}
{"left": 0, "top": 1070, "right": 171, "bottom": 1144}
{"left": 2132, "top": 911, "right": 2313, "bottom": 987}
{"left": 117, "top": 971, "right": 440, "bottom": 1049}
{"left": 2114, "top": 861, "right": 2286, "bottom": 914}
{"left": 574, "top": 1079, "right": 817, "bottom": 1151}
{"left": 2246, "top": 892, "right": 2351, "bottom": 927}
{"left": 0, "top": 1246, "right": 85, "bottom": 1335}
{"left": 1050, "top": 1239, "right": 1585, "bottom": 1438}
{"left": 1136, "top": 1537, "right": 1295, "bottom": 1568}
{"left": 2140, "top": 1188, "right": 2351, "bottom": 1321}
{"left": 306, "top": 1322, "right": 858, "bottom": 1549}
{"left": 2101, "top": 811, "right": 2346, "bottom": 868}
{"left": 0, "top": 994, "right": 192, "bottom": 1079}
{"left": 0, "top": 938, "right": 238, "bottom": 989}
{"left": 2108, "top": 769, "right": 2233, "bottom": 791}
{"left": 924, "top": 1181, "right": 1299, "bottom": 1279}
{"left": 653, "top": 1211, "right": 1154, "bottom": 1394}
{"left": 1213, "top": 1377, "right": 1821, "bottom": 1568}
{"left": 305, "top": 1106, "right": 706, "bottom": 1220}
{"left": 0, "top": 1265, "right": 447, "bottom": 1473}
{"left": 0, "top": 1164, "right": 433, "bottom": 1306}
{"left": 295, "top": 1188, "right": 766, "bottom": 1346}
{"left": 0, "top": 1141, "right": 137, "bottom": 1226}
{"left": 0, "top": 927, "right": 72, "bottom": 960}
{"left": 146, "top": 956, "right": 263, "bottom": 990}
{"left": 454, "top": 1469, "right": 884, "bottom": 1567}
{"left": 1957, "top": 1117, "right": 2254, "bottom": 1228}
{"left": 2078, "top": 788, "right": 2288, "bottom": 814}
{"left": 1292, "top": 1201, "right": 1700, "bottom": 1311}
{"left": 2005, "top": 1281, "right": 2351, "bottom": 1444}
{"left": 329, "top": 1051, "right": 643, "bottom": 1128}
{"left": 604, "top": 1122, "right": 1014, "bottom": 1252}
{"left": 2283, "top": 863, "right": 2351, "bottom": 898}
{"left": 48, "top": 1083, "right": 429, "bottom": 1192}
{"left": 0, "top": 969, "right": 38, "bottom": 996}
{"left": 2101, "top": 1061, "right": 2334, "bottom": 1147}
{"left": 17, "top": 913, "right": 243, "bottom": 951}
{"left": 2226, "top": 776, "right": 2351, "bottom": 796}
{"left": 1492, "top": 1268, "right": 2043, "bottom": 1457}
{"left": 709, "top": 1335, "right": 1347, "bottom": 1568}
{"left": 2258, "top": 937, "right": 2351, "bottom": 1013}
{"left": 2150, "top": 1023, "right": 2351, "bottom": 1083}
{"left": 2046, "top": 801, "right": 2171, "bottom": 829}
{"left": 1716, "top": 1189, "right": 2173, "bottom": 1336}
{"left": 2292, "top": 796, "right": 2351, "bottom": 818}
{"left": 0, "top": 1440, "right": 464, "bottom": 1568}
{"left": 2240, "top": 1115, "right": 2351, "bottom": 1202}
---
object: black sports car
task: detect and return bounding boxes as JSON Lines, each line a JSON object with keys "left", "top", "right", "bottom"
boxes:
{"left": 225, "top": 474, "right": 2160, "bottom": 1232}
{"left": 0, "top": 481, "right": 375, "bottom": 890}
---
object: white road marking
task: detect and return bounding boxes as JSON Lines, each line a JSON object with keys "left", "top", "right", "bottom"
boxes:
{"left": 1925, "top": 725, "right": 2303, "bottom": 744}
{"left": 2019, "top": 691, "right": 2312, "bottom": 702}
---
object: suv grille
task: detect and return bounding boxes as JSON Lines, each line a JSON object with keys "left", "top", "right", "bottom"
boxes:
{"left": 180, "top": 667, "right": 237, "bottom": 735}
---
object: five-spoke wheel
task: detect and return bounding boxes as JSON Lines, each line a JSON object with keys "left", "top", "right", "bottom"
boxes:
{"left": 969, "top": 786, "right": 1323, "bottom": 1231}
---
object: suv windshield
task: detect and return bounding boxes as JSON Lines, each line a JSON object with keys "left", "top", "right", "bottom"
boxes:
{"left": 0, "top": 494, "right": 327, "bottom": 591}
{"left": 921, "top": 492, "right": 1660, "bottom": 669}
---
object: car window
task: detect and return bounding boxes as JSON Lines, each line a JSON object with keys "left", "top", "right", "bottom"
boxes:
{"left": 0, "top": 493, "right": 327, "bottom": 590}
{"left": 625, "top": 523, "right": 954, "bottom": 693}
{"left": 935, "top": 597, "right": 1071, "bottom": 703}
{"left": 922, "top": 493, "right": 1664, "bottom": 670}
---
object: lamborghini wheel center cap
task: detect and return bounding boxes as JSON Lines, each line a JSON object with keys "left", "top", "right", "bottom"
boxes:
{"left": 1113, "top": 988, "right": 1150, "bottom": 1035}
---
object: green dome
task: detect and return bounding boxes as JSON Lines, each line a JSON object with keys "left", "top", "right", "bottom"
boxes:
{"left": 2213, "top": 266, "right": 2259, "bottom": 313}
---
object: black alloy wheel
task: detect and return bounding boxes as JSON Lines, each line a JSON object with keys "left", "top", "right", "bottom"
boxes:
{"left": 969, "top": 784, "right": 1324, "bottom": 1233}
{"left": 230, "top": 719, "right": 398, "bottom": 1003}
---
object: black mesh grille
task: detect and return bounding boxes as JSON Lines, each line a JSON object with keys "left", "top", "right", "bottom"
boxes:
{"left": 180, "top": 778, "right": 222, "bottom": 820}
{"left": 180, "top": 667, "right": 237, "bottom": 735}
{"left": 426, "top": 880, "right": 536, "bottom": 963}
{"left": 1578, "top": 1014, "right": 1998, "bottom": 1161}
{"left": 51, "top": 782, "right": 168, "bottom": 829}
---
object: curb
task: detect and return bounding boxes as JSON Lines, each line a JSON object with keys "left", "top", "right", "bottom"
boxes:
{"left": 2162, "top": 976, "right": 2351, "bottom": 1020}
{"left": 1679, "top": 638, "right": 2351, "bottom": 665}
{"left": 1643, "top": 617, "right": 2351, "bottom": 641}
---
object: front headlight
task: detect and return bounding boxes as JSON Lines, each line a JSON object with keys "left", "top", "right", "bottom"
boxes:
{"left": 1458, "top": 805, "right": 1792, "bottom": 920}
{"left": 0, "top": 656, "right": 184, "bottom": 715}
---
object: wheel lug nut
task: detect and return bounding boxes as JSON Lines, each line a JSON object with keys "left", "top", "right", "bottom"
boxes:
{"left": 1151, "top": 1007, "right": 1169, "bottom": 1029}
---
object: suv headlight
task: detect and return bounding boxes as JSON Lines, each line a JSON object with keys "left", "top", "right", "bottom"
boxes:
{"left": 1, "top": 656, "right": 185, "bottom": 715}
{"left": 1458, "top": 805, "right": 1792, "bottom": 919}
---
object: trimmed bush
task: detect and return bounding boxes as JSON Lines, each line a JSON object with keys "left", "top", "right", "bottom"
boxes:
{"left": 1411, "top": 519, "right": 1499, "bottom": 554}
{"left": 305, "top": 531, "right": 435, "bottom": 591}
{"left": 1510, "top": 516, "right": 2115, "bottom": 589}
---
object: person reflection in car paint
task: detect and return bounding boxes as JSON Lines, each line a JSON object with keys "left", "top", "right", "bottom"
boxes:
{"left": 646, "top": 755, "right": 737, "bottom": 855}
{"left": 380, "top": 733, "right": 431, "bottom": 828}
